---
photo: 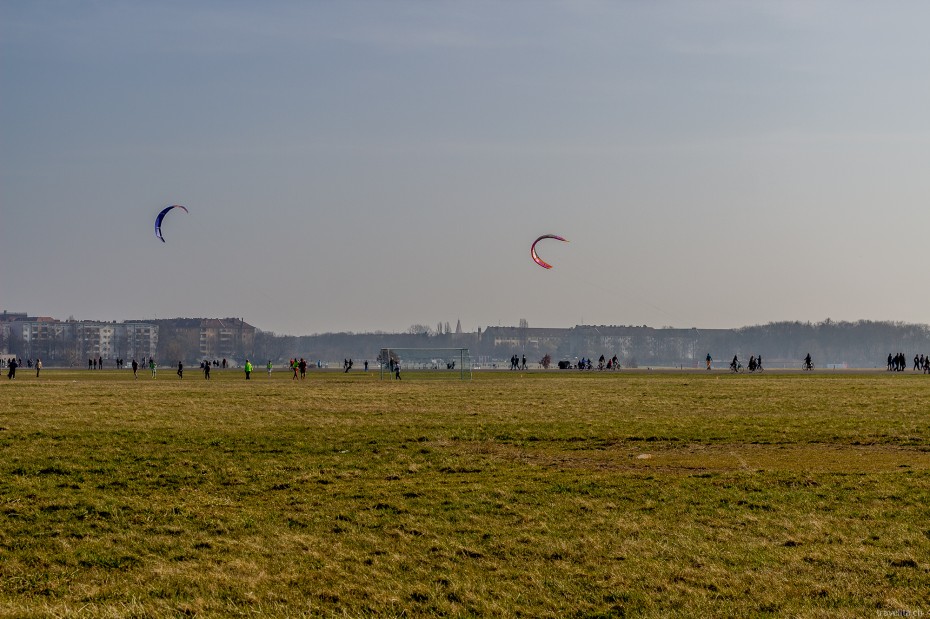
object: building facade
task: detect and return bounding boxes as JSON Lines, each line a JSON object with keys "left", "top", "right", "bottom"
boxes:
{"left": 0, "top": 314, "right": 158, "bottom": 364}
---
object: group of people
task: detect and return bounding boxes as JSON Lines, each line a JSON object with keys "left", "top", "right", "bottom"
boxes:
{"left": 728, "top": 354, "right": 765, "bottom": 372}
{"left": 126, "top": 357, "right": 235, "bottom": 379}
{"left": 3, "top": 357, "right": 42, "bottom": 377}
{"left": 887, "top": 353, "right": 930, "bottom": 373}
{"left": 104, "top": 358, "right": 135, "bottom": 369}
{"left": 5, "top": 357, "right": 42, "bottom": 379}
{"left": 291, "top": 358, "right": 309, "bottom": 379}
{"left": 718, "top": 354, "right": 815, "bottom": 372}
{"left": 577, "top": 355, "right": 620, "bottom": 370}
{"left": 509, "top": 354, "right": 527, "bottom": 370}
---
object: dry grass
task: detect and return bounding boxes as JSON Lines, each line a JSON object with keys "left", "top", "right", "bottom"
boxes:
{"left": 1, "top": 369, "right": 929, "bottom": 617}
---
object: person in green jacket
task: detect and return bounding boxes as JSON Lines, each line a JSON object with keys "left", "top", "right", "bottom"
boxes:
{"left": 244, "top": 359, "right": 253, "bottom": 380}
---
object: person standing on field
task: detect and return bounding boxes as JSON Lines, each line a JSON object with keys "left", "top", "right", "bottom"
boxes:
{"left": 35, "top": 358, "right": 42, "bottom": 377}
{"left": 7, "top": 358, "right": 17, "bottom": 379}
{"left": 203, "top": 360, "right": 211, "bottom": 380}
{"left": 177, "top": 361, "right": 183, "bottom": 379}
{"left": 150, "top": 358, "right": 157, "bottom": 378}
{"left": 706, "top": 353, "right": 712, "bottom": 370}
{"left": 267, "top": 360, "right": 273, "bottom": 376}
{"left": 131, "top": 359, "right": 138, "bottom": 379}
{"left": 244, "top": 359, "right": 253, "bottom": 380}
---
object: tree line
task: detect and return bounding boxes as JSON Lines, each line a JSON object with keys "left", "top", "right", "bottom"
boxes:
{"left": 251, "top": 319, "right": 930, "bottom": 368}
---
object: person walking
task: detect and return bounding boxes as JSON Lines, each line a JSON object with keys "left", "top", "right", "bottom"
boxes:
{"left": 35, "top": 358, "right": 42, "bottom": 377}
{"left": 131, "top": 358, "right": 139, "bottom": 379}
{"left": 177, "top": 361, "right": 183, "bottom": 379}
{"left": 244, "top": 359, "right": 253, "bottom": 380}
{"left": 149, "top": 358, "right": 157, "bottom": 378}
{"left": 706, "top": 353, "right": 712, "bottom": 370}
{"left": 203, "top": 360, "right": 211, "bottom": 380}
{"left": 7, "top": 358, "right": 17, "bottom": 379}
{"left": 267, "top": 360, "right": 273, "bottom": 377}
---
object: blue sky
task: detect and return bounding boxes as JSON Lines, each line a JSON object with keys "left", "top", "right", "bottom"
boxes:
{"left": 2, "top": 1, "right": 929, "bottom": 334}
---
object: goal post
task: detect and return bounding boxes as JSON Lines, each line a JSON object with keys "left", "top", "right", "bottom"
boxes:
{"left": 379, "top": 347, "right": 472, "bottom": 380}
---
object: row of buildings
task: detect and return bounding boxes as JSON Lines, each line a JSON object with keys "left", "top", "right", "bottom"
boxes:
{"left": 0, "top": 311, "right": 255, "bottom": 365}
{"left": 5, "top": 310, "right": 928, "bottom": 368}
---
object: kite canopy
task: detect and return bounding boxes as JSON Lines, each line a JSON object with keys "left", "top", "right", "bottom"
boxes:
{"left": 154, "top": 205, "right": 189, "bottom": 243}
{"left": 531, "top": 234, "right": 568, "bottom": 269}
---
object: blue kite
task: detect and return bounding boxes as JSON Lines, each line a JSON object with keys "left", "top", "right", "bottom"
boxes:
{"left": 154, "top": 205, "right": 189, "bottom": 243}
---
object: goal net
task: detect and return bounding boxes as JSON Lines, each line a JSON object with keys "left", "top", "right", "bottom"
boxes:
{"left": 379, "top": 347, "right": 472, "bottom": 380}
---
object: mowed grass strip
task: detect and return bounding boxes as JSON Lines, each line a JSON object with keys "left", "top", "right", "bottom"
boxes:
{"left": 1, "top": 370, "right": 929, "bottom": 617}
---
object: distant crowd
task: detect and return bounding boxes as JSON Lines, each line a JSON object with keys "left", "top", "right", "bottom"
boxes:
{"left": 887, "top": 353, "right": 930, "bottom": 373}
{"left": 6, "top": 353, "right": 930, "bottom": 377}
{"left": 553, "top": 354, "right": 620, "bottom": 370}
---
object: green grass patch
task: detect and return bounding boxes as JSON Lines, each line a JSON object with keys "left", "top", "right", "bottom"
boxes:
{"left": 1, "top": 369, "right": 929, "bottom": 616}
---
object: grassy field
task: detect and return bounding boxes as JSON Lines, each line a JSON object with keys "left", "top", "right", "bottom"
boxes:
{"left": 1, "top": 368, "right": 929, "bottom": 617}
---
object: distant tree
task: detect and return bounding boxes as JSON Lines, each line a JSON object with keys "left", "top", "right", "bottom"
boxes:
{"left": 407, "top": 324, "right": 432, "bottom": 336}
{"left": 163, "top": 340, "right": 183, "bottom": 365}
{"left": 8, "top": 328, "right": 23, "bottom": 358}
{"left": 540, "top": 353, "right": 552, "bottom": 369}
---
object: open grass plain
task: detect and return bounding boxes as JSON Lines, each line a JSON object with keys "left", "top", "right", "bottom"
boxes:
{"left": 1, "top": 368, "right": 929, "bottom": 618}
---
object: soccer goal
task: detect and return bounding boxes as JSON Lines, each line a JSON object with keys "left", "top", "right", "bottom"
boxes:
{"left": 379, "top": 347, "right": 472, "bottom": 380}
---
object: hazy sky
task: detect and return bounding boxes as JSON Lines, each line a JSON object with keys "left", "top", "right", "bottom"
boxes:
{"left": 3, "top": 1, "right": 929, "bottom": 335}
